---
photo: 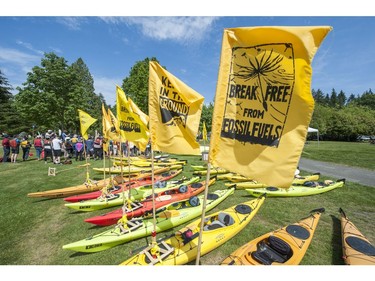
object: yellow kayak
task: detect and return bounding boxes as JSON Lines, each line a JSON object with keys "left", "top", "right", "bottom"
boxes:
{"left": 27, "top": 167, "right": 171, "bottom": 199}
{"left": 221, "top": 208, "right": 325, "bottom": 265}
{"left": 225, "top": 173, "right": 321, "bottom": 189}
{"left": 193, "top": 167, "right": 229, "bottom": 175}
{"left": 114, "top": 159, "right": 187, "bottom": 167}
{"left": 340, "top": 208, "right": 375, "bottom": 265}
{"left": 120, "top": 194, "right": 266, "bottom": 265}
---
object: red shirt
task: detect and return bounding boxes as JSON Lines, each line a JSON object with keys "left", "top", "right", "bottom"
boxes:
{"left": 2, "top": 138, "right": 10, "bottom": 148}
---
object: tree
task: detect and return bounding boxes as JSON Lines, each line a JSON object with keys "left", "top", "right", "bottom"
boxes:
{"left": 337, "top": 90, "right": 347, "bottom": 108}
{"left": 312, "top": 88, "right": 326, "bottom": 105}
{"left": 70, "top": 58, "right": 103, "bottom": 132}
{"left": 355, "top": 89, "right": 375, "bottom": 110}
{"left": 122, "top": 57, "right": 160, "bottom": 115}
{"left": 0, "top": 70, "right": 21, "bottom": 134}
{"left": 200, "top": 102, "right": 214, "bottom": 133}
{"left": 329, "top": 88, "right": 338, "bottom": 107}
{"left": 15, "top": 53, "right": 103, "bottom": 134}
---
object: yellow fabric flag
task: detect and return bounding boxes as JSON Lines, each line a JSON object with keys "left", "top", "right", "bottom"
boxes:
{"left": 101, "top": 104, "right": 111, "bottom": 153}
{"left": 129, "top": 97, "right": 149, "bottom": 128}
{"left": 78, "top": 109, "right": 97, "bottom": 140}
{"left": 116, "top": 85, "right": 149, "bottom": 145}
{"left": 149, "top": 61, "right": 204, "bottom": 155}
{"left": 128, "top": 98, "right": 149, "bottom": 151}
{"left": 107, "top": 108, "right": 121, "bottom": 142}
{"left": 202, "top": 121, "right": 208, "bottom": 142}
{"left": 209, "top": 26, "right": 332, "bottom": 188}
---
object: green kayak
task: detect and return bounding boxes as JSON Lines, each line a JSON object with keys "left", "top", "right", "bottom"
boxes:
{"left": 246, "top": 179, "right": 345, "bottom": 197}
{"left": 62, "top": 188, "right": 235, "bottom": 253}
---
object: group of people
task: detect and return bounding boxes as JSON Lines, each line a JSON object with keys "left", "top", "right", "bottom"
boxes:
{"left": 1, "top": 133, "right": 33, "bottom": 163}
{"left": 1, "top": 130, "right": 141, "bottom": 164}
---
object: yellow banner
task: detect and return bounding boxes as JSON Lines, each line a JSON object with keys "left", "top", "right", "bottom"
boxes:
{"left": 149, "top": 61, "right": 204, "bottom": 155}
{"left": 107, "top": 108, "right": 121, "bottom": 142}
{"left": 209, "top": 26, "right": 332, "bottom": 188}
{"left": 101, "top": 104, "right": 111, "bottom": 153}
{"left": 116, "top": 85, "right": 149, "bottom": 144}
{"left": 128, "top": 97, "right": 149, "bottom": 151}
{"left": 202, "top": 121, "right": 208, "bottom": 142}
{"left": 78, "top": 109, "right": 97, "bottom": 140}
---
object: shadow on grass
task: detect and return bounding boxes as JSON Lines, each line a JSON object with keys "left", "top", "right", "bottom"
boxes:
{"left": 330, "top": 214, "right": 345, "bottom": 265}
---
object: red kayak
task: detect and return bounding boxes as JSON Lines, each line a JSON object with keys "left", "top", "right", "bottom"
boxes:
{"left": 63, "top": 169, "right": 182, "bottom": 203}
{"left": 84, "top": 177, "right": 215, "bottom": 226}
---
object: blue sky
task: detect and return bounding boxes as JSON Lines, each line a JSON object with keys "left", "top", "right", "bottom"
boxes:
{"left": 1, "top": 4, "right": 374, "bottom": 107}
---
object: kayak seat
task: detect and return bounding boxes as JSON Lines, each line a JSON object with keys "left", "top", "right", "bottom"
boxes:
{"left": 268, "top": 236, "right": 292, "bottom": 257}
{"left": 251, "top": 239, "right": 291, "bottom": 265}
{"left": 204, "top": 213, "right": 233, "bottom": 231}
{"left": 218, "top": 213, "right": 234, "bottom": 226}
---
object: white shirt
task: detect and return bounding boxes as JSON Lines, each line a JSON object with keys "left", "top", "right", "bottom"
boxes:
{"left": 52, "top": 138, "right": 63, "bottom": 150}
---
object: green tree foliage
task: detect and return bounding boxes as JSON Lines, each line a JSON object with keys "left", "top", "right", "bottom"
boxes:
{"left": 312, "top": 89, "right": 326, "bottom": 105}
{"left": 337, "top": 90, "right": 347, "bottom": 108}
{"left": 0, "top": 70, "right": 25, "bottom": 135}
{"left": 70, "top": 58, "right": 104, "bottom": 132}
{"left": 354, "top": 89, "right": 375, "bottom": 110}
{"left": 200, "top": 102, "right": 214, "bottom": 133}
{"left": 15, "top": 53, "right": 102, "bottom": 134}
{"left": 121, "top": 57, "right": 160, "bottom": 115}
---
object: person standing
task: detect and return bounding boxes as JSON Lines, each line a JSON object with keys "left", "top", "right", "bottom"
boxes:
{"left": 10, "top": 135, "right": 20, "bottom": 163}
{"left": 43, "top": 136, "right": 53, "bottom": 164}
{"left": 20, "top": 136, "right": 31, "bottom": 161}
{"left": 2, "top": 134, "right": 10, "bottom": 163}
{"left": 75, "top": 138, "right": 84, "bottom": 161}
{"left": 51, "top": 136, "right": 63, "bottom": 164}
{"left": 93, "top": 135, "right": 103, "bottom": 160}
{"left": 85, "top": 135, "right": 94, "bottom": 159}
{"left": 33, "top": 135, "right": 44, "bottom": 160}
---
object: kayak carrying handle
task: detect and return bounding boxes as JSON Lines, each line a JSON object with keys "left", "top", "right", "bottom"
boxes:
{"left": 337, "top": 178, "right": 346, "bottom": 183}
{"left": 339, "top": 207, "right": 347, "bottom": 218}
{"left": 310, "top": 207, "right": 325, "bottom": 214}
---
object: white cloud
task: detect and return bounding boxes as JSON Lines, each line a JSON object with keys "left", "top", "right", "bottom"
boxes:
{"left": 0, "top": 46, "right": 40, "bottom": 66}
{"left": 56, "top": 17, "right": 86, "bottom": 30}
{"left": 16, "top": 40, "right": 44, "bottom": 55}
{"left": 101, "top": 16, "right": 218, "bottom": 43}
{"left": 0, "top": 46, "right": 42, "bottom": 91}
{"left": 93, "top": 75, "right": 122, "bottom": 106}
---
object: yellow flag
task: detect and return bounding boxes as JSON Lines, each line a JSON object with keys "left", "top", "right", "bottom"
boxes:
{"left": 107, "top": 108, "right": 121, "bottom": 142}
{"left": 129, "top": 97, "right": 149, "bottom": 128}
{"left": 116, "top": 85, "right": 149, "bottom": 144}
{"left": 149, "top": 61, "right": 204, "bottom": 155}
{"left": 209, "top": 26, "right": 332, "bottom": 188}
{"left": 128, "top": 98, "right": 149, "bottom": 151}
{"left": 78, "top": 109, "right": 97, "bottom": 140}
{"left": 101, "top": 104, "right": 111, "bottom": 153}
{"left": 202, "top": 122, "right": 208, "bottom": 142}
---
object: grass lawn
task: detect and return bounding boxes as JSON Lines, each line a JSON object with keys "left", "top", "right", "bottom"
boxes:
{"left": 302, "top": 141, "right": 375, "bottom": 170}
{"left": 0, "top": 142, "right": 374, "bottom": 267}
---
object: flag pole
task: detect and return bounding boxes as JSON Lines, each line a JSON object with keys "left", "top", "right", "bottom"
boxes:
{"left": 150, "top": 146, "right": 157, "bottom": 245}
{"left": 195, "top": 161, "right": 211, "bottom": 265}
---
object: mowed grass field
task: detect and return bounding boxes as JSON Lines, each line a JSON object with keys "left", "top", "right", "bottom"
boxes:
{"left": 0, "top": 141, "right": 374, "bottom": 266}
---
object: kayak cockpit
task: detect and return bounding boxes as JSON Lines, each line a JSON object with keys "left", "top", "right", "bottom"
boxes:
{"left": 203, "top": 212, "right": 234, "bottom": 231}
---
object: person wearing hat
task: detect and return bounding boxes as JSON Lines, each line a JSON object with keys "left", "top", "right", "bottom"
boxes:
{"left": 2, "top": 133, "right": 10, "bottom": 163}
{"left": 33, "top": 135, "right": 44, "bottom": 160}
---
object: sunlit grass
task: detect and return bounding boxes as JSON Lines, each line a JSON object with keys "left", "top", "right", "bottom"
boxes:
{"left": 0, "top": 149, "right": 373, "bottom": 265}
